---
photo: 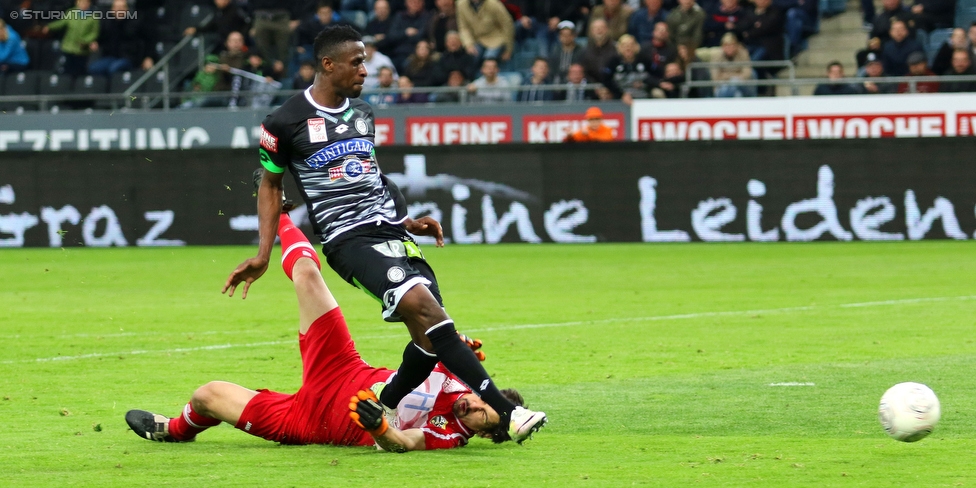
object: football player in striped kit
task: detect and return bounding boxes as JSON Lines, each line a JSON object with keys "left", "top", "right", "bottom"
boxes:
{"left": 222, "top": 24, "right": 545, "bottom": 444}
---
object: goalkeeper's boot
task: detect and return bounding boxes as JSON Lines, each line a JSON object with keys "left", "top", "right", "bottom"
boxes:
{"left": 125, "top": 410, "right": 189, "bottom": 443}
{"left": 252, "top": 168, "right": 296, "bottom": 212}
{"left": 369, "top": 381, "right": 400, "bottom": 430}
{"left": 508, "top": 406, "right": 547, "bottom": 444}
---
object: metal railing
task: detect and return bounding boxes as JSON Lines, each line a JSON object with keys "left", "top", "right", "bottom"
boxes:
{"left": 684, "top": 60, "right": 798, "bottom": 96}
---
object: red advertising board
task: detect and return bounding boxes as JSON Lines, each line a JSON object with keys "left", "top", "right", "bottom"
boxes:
{"left": 522, "top": 113, "right": 626, "bottom": 143}
{"left": 374, "top": 117, "right": 394, "bottom": 146}
{"left": 637, "top": 116, "right": 787, "bottom": 141}
{"left": 406, "top": 115, "right": 513, "bottom": 145}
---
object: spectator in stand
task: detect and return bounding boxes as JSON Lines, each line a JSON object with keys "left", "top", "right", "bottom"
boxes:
{"left": 518, "top": 57, "right": 554, "bottom": 101}
{"left": 563, "top": 106, "right": 615, "bottom": 142}
{"left": 389, "top": 0, "right": 433, "bottom": 69}
{"left": 643, "top": 21, "right": 678, "bottom": 67}
{"left": 939, "top": 49, "right": 976, "bottom": 92}
{"left": 881, "top": 19, "right": 923, "bottom": 76}
{"left": 402, "top": 39, "right": 441, "bottom": 87}
{"left": 434, "top": 30, "right": 478, "bottom": 84}
{"left": 42, "top": 0, "right": 100, "bottom": 76}
{"left": 363, "top": 36, "right": 399, "bottom": 89}
{"left": 521, "top": 0, "right": 595, "bottom": 46}
{"left": 184, "top": 0, "right": 251, "bottom": 46}
{"left": 457, "top": 0, "right": 515, "bottom": 64}
{"left": 431, "top": 69, "right": 468, "bottom": 102}
{"left": 603, "top": 34, "right": 656, "bottom": 104}
{"left": 249, "top": 1, "right": 302, "bottom": 69}
{"left": 858, "top": 52, "right": 897, "bottom": 93}
{"left": 548, "top": 20, "right": 584, "bottom": 83}
{"left": 297, "top": 2, "right": 348, "bottom": 63}
{"left": 365, "top": 0, "right": 396, "bottom": 55}
{"left": 395, "top": 75, "right": 429, "bottom": 103}
{"left": 630, "top": 0, "right": 668, "bottom": 44}
{"left": 813, "top": 61, "right": 859, "bottom": 95}
{"left": 428, "top": 0, "right": 458, "bottom": 53}
{"left": 909, "top": 0, "right": 956, "bottom": 32}
{"left": 695, "top": 32, "right": 756, "bottom": 97}
{"left": 591, "top": 0, "right": 636, "bottom": 42}
{"left": 735, "top": 0, "right": 785, "bottom": 62}
{"left": 0, "top": 19, "right": 29, "bottom": 73}
{"left": 216, "top": 31, "right": 248, "bottom": 91}
{"left": 666, "top": 0, "right": 706, "bottom": 50}
{"left": 650, "top": 61, "right": 685, "bottom": 97}
{"left": 856, "top": 36, "right": 882, "bottom": 71}
{"left": 467, "top": 57, "right": 514, "bottom": 102}
{"left": 557, "top": 62, "right": 601, "bottom": 100}
{"left": 89, "top": 0, "right": 151, "bottom": 76}
{"left": 931, "top": 28, "right": 968, "bottom": 75}
{"left": 870, "top": 0, "right": 915, "bottom": 44}
{"left": 969, "top": 22, "right": 976, "bottom": 60}
{"left": 703, "top": 0, "right": 744, "bottom": 47}
{"left": 363, "top": 66, "right": 398, "bottom": 107}
{"left": 292, "top": 60, "right": 316, "bottom": 90}
{"left": 180, "top": 54, "right": 222, "bottom": 108}
{"left": 677, "top": 42, "right": 713, "bottom": 97}
{"left": 898, "top": 51, "right": 938, "bottom": 92}
{"left": 581, "top": 19, "right": 618, "bottom": 82}
{"left": 775, "top": 0, "right": 818, "bottom": 56}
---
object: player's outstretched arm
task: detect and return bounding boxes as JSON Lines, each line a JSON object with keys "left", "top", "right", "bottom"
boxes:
{"left": 222, "top": 170, "right": 284, "bottom": 298}
{"left": 349, "top": 390, "right": 425, "bottom": 452}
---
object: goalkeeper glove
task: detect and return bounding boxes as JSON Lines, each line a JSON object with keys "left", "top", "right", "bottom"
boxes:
{"left": 349, "top": 389, "right": 388, "bottom": 435}
{"left": 457, "top": 332, "right": 485, "bottom": 361}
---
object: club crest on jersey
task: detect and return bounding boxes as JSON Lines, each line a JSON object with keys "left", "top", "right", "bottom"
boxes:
{"left": 259, "top": 125, "right": 277, "bottom": 153}
{"left": 355, "top": 119, "right": 368, "bottom": 135}
{"left": 305, "top": 138, "right": 375, "bottom": 169}
{"left": 328, "top": 157, "right": 372, "bottom": 182}
{"left": 429, "top": 416, "right": 447, "bottom": 429}
{"left": 307, "top": 118, "right": 328, "bottom": 143}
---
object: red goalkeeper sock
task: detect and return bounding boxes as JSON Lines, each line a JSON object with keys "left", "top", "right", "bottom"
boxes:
{"left": 167, "top": 402, "right": 221, "bottom": 441}
{"left": 279, "top": 213, "right": 320, "bottom": 281}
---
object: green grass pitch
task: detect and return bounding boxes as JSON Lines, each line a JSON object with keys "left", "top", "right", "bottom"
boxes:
{"left": 2, "top": 241, "right": 975, "bottom": 486}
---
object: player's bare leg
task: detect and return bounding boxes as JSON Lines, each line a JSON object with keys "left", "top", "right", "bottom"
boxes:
{"left": 125, "top": 382, "right": 256, "bottom": 443}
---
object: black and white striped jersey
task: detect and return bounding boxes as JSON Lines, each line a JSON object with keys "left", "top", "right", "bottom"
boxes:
{"left": 259, "top": 87, "right": 405, "bottom": 244}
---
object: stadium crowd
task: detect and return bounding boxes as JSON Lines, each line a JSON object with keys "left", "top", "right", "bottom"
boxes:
{"left": 0, "top": 0, "right": 974, "bottom": 108}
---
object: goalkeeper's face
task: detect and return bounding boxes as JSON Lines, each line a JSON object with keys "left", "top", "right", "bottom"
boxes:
{"left": 453, "top": 394, "right": 500, "bottom": 433}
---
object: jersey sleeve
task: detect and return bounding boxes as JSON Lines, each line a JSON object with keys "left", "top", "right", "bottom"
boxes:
{"left": 421, "top": 424, "right": 469, "bottom": 450}
{"left": 258, "top": 114, "right": 291, "bottom": 174}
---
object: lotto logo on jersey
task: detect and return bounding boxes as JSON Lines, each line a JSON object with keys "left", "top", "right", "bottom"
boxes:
{"left": 307, "top": 118, "right": 328, "bottom": 143}
{"left": 328, "top": 157, "right": 372, "bottom": 182}
{"left": 259, "top": 124, "right": 278, "bottom": 153}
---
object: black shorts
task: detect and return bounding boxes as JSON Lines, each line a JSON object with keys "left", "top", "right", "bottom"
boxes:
{"left": 323, "top": 224, "right": 442, "bottom": 322}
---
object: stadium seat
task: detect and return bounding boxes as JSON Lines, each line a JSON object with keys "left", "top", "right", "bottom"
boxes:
{"left": 956, "top": 0, "right": 976, "bottom": 28}
{"left": 925, "top": 28, "right": 953, "bottom": 63}
{"left": 177, "top": 2, "right": 215, "bottom": 33}
{"left": 73, "top": 75, "right": 108, "bottom": 109}
{"left": 1, "top": 70, "right": 40, "bottom": 111}
{"left": 38, "top": 71, "right": 74, "bottom": 112}
{"left": 341, "top": 10, "right": 368, "bottom": 30}
{"left": 101, "top": 69, "right": 146, "bottom": 109}
{"left": 34, "top": 39, "right": 65, "bottom": 72}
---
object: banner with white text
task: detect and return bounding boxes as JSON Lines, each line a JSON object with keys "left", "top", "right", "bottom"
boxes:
{"left": 0, "top": 138, "right": 974, "bottom": 247}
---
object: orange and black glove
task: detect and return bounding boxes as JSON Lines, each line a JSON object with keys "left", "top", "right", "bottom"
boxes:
{"left": 349, "top": 390, "right": 388, "bottom": 435}
{"left": 458, "top": 332, "right": 485, "bottom": 361}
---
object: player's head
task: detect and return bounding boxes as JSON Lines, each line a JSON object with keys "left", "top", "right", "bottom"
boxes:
{"left": 453, "top": 388, "right": 523, "bottom": 442}
{"left": 312, "top": 24, "right": 367, "bottom": 97}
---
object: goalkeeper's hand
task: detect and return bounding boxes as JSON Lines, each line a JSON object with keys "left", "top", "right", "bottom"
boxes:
{"left": 349, "top": 390, "right": 388, "bottom": 435}
{"left": 457, "top": 332, "right": 485, "bottom": 361}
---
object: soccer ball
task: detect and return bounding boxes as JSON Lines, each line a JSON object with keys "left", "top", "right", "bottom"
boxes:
{"left": 878, "top": 382, "right": 941, "bottom": 442}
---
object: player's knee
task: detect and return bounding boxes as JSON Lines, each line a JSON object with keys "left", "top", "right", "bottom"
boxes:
{"left": 398, "top": 285, "right": 448, "bottom": 324}
{"left": 291, "top": 259, "right": 321, "bottom": 284}
{"left": 190, "top": 382, "right": 222, "bottom": 415}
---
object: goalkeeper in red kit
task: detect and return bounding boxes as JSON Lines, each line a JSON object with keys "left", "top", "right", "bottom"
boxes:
{"left": 125, "top": 213, "right": 527, "bottom": 451}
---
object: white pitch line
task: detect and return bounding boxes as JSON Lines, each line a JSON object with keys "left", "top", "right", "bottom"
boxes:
{"left": 769, "top": 382, "right": 816, "bottom": 387}
{"left": 5, "top": 295, "right": 975, "bottom": 365}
